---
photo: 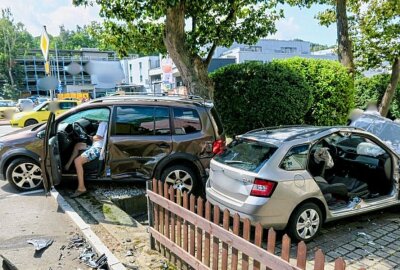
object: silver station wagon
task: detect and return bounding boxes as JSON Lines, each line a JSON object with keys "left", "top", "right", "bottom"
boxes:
{"left": 206, "top": 114, "right": 400, "bottom": 241}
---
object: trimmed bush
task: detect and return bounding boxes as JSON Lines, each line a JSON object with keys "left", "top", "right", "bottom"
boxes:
{"left": 274, "top": 57, "right": 354, "bottom": 126}
{"left": 355, "top": 74, "right": 400, "bottom": 119}
{"left": 211, "top": 61, "right": 312, "bottom": 136}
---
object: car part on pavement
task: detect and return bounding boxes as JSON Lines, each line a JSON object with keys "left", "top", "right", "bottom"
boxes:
{"left": 1, "top": 254, "right": 18, "bottom": 270}
{"left": 27, "top": 238, "right": 53, "bottom": 251}
{"left": 69, "top": 234, "right": 109, "bottom": 269}
{"left": 6, "top": 158, "right": 43, "bottom": 191}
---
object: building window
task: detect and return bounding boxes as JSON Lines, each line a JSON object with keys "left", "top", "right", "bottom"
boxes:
{"left": 140, "top": 75, "right": 143, "bottom": 82}
{"left": 280, "top": 47, "right": 297, "bottom": 53}
{"left": 129, "top": 64, "right": 132, "bottom": 71}
{"left": 129, "top": 76, "right": 133, "bottom": 82}
{"left": 241, "top": 46, "right": 262, "bottom": 52}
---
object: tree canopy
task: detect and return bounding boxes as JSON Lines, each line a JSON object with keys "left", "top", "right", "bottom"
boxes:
{"left": 74, "top": 0, "right": 284, "bottom": 98}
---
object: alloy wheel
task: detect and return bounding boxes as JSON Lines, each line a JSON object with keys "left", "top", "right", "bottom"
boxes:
{"left": 165, "top": 169, "right": 193, "bottom": 193}
{"left": 11, "top": 163, "right": 43, "bottom": 190}
{"left": 296, "top": 209, "right": 320, "bottom": 240}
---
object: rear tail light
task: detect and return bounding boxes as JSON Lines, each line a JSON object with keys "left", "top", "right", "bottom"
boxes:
{"left": 213, "top": 139, "right": 225, "bottom": 155}
{"left": 250, "top": 179, "right": 277, "bottom": 197}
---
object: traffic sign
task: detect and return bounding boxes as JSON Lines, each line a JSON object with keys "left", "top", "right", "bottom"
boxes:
{"left": 40, "top": 26, "right": 50, "bottom": 61}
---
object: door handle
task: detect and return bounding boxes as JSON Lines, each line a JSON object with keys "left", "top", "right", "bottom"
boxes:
{"left": 157, "top": 143, "right": 170, "bottom": 148}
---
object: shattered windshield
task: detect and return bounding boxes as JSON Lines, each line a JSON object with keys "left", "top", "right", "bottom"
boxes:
{"left": 351, "top": 113, "right": 400, "bottom": 155}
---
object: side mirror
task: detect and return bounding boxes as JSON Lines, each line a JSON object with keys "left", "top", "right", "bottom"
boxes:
{"left": 37, "top": 130, "right": 46, "bottom": 139}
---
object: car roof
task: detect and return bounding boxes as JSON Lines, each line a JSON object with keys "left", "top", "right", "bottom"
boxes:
{"left": 240, "top": 126, "right": 362, "bottom": 147}
{"left": 89, "top": 94, "right": 213, "bottom": 107}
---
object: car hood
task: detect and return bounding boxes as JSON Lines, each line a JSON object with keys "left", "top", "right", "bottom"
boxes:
{"left": 351, "top": 113, "right": 400, "bottom": 155}
{"left": 0, "top": 124, "right": 42, "bottom": 142}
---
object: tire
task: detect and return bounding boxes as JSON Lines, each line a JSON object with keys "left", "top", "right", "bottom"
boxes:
{"left": 24, "top": 119, "right": 38, "bottom": 127}
{"left": 161, "top": 164, "right": 200, "bottom": 195}
{"left": 287, "top": 202, "right": 323, "bottom": 242}
{"left": 6, "top": 158, "right": 43, "bottom": 192}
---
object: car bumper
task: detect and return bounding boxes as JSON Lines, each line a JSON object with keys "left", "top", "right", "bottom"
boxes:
{"left": 205, "top": 179, "right": 289, "bottom": 230}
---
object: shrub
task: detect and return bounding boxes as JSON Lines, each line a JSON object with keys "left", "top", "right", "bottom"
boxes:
{"left": 355, "top": 74, "right": 400, "bottom": 119}
{"left": 211, "top": 61, "right": 312, "bottom": 136}
{"left": 274, "top": 57, "right": 354, "bottom": 126}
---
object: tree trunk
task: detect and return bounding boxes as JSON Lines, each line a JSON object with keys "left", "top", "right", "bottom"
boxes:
{"left": 379, "top": 58, "right": 400, "bottom": 117}
{"left": 8, "top": 65, "right": 14, "bottom": 86}
{"left": 163, "top": 2, "right": 214, "bottom": 99}
{"left": 336, "top": 0, "right": 355, "bottom": 75}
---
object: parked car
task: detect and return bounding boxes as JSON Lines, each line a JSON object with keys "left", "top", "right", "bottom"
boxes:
{"left": 10, "top": 100, "right": 80, "bottom": 127}
{"left": 0, "top": 100, "right": 17, "bottom": 119}
{"left": 206, "top": 117, "right": 400, "bottom": 241}
{"left": 16, "top": 99, "right": 34, "bottom": 112}
{"left": 0, "top": 95, "right": 225, "bottom": 196}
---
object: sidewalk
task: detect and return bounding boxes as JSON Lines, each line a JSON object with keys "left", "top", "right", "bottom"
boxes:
{"left": 0, "top": 181, "right": 123, "bottom": 269}
{"left": 0, "top": 120, "right": 10, "bottom": 126}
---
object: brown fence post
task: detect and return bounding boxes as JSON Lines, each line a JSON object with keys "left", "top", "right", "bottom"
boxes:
{"left": 157, "top": 180, "right": 165, "bottom": 256}
{"left": 212, "top": 205, "right": 221, "bottom": 270}
{"left": 183, "top": 191, "right": 189, "bottom": 252}
{"left": 296, "top": 241, "right": 307, "bottom": 270}
{"left": 163, "top": 182, "right": 170, "bottom": 260}
{"left": 204, "top": 201, "right": 212, "bottom": 267}
{"left": 146, "top": 180, "right": 156, "bottom": 249}
{"left": 176, "top": 189, "right": 183, "bottom": 269}
{"left": 231, "top": 213, "right": 240, "bottom": 270}
{"left": 281, "top": 234, "right": 291, "bottom": 262}
{"left": 189, "top": 194, "right": 196, "bottom": 257}
{"left": 253, "top": 223, "right": 263, "bottom": 270}
{"left": 314, "top": 249, "right": 325, "bottom": 270}
{"left": 169, "top": 186, "right": 176, "bottom": 264}
{"left": 242, "top": 218, "right": 251, "bottom": 270}
{"left": 221, "top": 209, "right": 230, "bottom": 270}
{"left": 334, "top": 258, "right": 346, "bottom": 270}
{"left": 196, "top": 197, "right": 204, "bottom": 263}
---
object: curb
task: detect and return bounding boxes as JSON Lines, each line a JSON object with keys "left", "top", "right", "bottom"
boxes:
{"left": 50, "top": 189, "right": 126, "bottom": 270}
{"left": 0, "top": 121, "right": 10, "bottom": 126}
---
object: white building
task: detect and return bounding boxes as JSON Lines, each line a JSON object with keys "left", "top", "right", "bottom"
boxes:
{"left": 120, "top": 55, "right": 160, "bottom": 91}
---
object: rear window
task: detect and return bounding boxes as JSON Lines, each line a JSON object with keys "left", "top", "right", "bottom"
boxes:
{"left": 214, "top": 139, "right": 277, "bottom": 172}
{"left": 210, "top": 107, "right": 224, "bottom": 135}
{"left": 173, "top": 107, "right": 201, "bottom": 135}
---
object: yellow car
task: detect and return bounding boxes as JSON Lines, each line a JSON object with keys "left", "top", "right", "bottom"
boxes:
{"left": 10, "top": 100, "right": 79, "bottom": 127}
{"left": 0, "top": 100, "right": 17, "bottom": 119}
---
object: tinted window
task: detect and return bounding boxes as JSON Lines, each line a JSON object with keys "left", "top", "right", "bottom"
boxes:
{"left": 114, "top": 106, "right": 170, "bottom": 136}
{"left": 280, "top": 144, "right": 309, "bottom": 171}
{"left": 155, "top": 107, "right": 170, "bottom": 135}
{"left": 59, "top": 102, "right": 76, "bottom": 110}
{"left": 61, "top": 108, "right": 110, "bottom": 124}
{"left": 210, "top": 107, "right": 224, "bottom": 135}
{"left": 214, "top": 139, "right": 277, "bottom": 172}
{"left": 173, "top": 108, "right": 201, "bottom": 135}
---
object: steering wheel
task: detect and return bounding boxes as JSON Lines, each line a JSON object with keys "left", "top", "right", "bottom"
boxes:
{"left": 73, "top": 122, "right": 89, "bottom": 141}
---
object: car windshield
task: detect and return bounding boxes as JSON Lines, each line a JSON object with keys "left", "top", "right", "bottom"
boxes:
{"left": 351, "top": 113, "right": 400, "bottom": 154}
{"left": 214, "top": 139, "right": 277, "bottom": 172}
{"left": 33, "top": 102, "right": 48, "bottom": 111}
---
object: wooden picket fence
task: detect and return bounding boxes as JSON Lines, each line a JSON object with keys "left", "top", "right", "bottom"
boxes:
{"left": 147, "top": 179, "right": 366, "bottom": 270}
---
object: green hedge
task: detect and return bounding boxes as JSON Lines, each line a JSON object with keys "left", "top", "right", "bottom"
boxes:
{"left": 355, "top": 74, "right": 400, "bottom": 119}
{"left": 274, "top": 58, "right": 354, "bottom": 126}
{"left": 211, "top": 61, "right": 312, "bottom": 136}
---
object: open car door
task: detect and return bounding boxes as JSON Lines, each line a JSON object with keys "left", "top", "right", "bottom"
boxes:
{"left": 41, "top": 112, "right": 62, "bottom": 193}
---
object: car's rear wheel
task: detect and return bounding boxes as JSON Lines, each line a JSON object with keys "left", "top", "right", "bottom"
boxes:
{"left": 6, "top": 158, "right": 43, "bottom": 192}
{"left": 24, "top": 119, "right": 38, "bottom": 127}
{"left": 287, "top": 202, "right": 322, "bottom": 242}
{"left": 161, "top": 165, "right": 199, "bottom": 195}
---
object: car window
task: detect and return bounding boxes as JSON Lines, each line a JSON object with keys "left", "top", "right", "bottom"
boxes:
{"left": 173, "top": 107, "right": 201, "bottom": 135}
{"left": 214, "top": 139, "right": 277, "bottom": 172}
{"left": 60, "top": 108, "right": 110, "bottom": 125}
{"left": 114, "top": 106, "right": 171, "bottom": 136}
{"left": 210, "top": 107, "right": 224, "bottom": 135}
{"left": 155, "top": 107, "right": 171, "bottom": 135}
{"left": 59, "top": 102, "right": 76, "bottom": 110}
{"left": 280, "top": 144, "right": 310, "bottom": 171}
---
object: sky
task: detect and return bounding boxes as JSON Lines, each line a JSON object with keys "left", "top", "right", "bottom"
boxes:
{"left": 0, "top": 0, "right": 337, "bottom": 46}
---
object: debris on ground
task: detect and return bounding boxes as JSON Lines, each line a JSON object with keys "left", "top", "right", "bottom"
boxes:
{"left": 356, "top": 232, "right": 371, "bottom": 239}
{"left": 68, "top": 234, "right": 109, "bottom": 269}
{"left": 27, "top": 238, "right": 53, "bottom": 251}
{"left": 0, "top": 254, "right": 18, "bottom": 270}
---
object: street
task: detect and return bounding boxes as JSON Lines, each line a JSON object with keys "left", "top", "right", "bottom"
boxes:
{"left": 0, "top": 124, "right": 16, "bottom": 137}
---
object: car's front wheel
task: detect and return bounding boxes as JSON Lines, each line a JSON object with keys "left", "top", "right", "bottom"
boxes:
{"left": 287, "top": 202, "right": 322, "bottom": 242}
{"left": 161, "top": 165, "right": 199, "bottom": 195}
{"left": 24, "top": 119, "right": 38, "bottom": 127}
{"left": 6, "top": 158, "right": 43, "bottom": 192}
